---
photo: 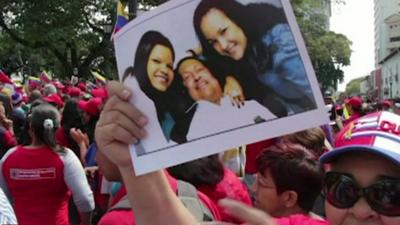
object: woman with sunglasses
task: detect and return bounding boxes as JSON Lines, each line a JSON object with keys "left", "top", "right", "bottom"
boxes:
{"left": 318, "top": 111, "right": 400, "bottom": 225}
{"left": 95, "top": 82, "right": 400, "bottom": 225}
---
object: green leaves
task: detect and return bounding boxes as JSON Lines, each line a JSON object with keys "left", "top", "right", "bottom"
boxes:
{"left": 0, "top": 0, "right": 351, "bottom": 87}
{"left": 292, "top": 0, "right": 351, "bottom": 90}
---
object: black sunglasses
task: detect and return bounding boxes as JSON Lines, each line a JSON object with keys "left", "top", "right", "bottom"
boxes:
{"left": 323, "top": 171, "right": 400, "bottom": 217}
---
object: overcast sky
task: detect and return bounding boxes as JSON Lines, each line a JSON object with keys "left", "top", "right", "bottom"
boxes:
{"left": 330, "top": 0, "right": 375, "bottom": 92}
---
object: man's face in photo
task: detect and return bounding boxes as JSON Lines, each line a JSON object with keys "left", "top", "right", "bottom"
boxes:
{"left": 178, "top": 59, "right": 222, "bottom": 103}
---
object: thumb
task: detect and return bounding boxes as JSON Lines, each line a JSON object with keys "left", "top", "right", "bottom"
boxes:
{"left": 106, "top": 81, "right": 131, "bottom": 101}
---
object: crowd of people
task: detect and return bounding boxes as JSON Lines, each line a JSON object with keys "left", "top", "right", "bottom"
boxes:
{"left": 0, "top": 64, "right": 399, "bottom": 225}
{"left": 0, "top": 0, "right": 398, "bottom": 223}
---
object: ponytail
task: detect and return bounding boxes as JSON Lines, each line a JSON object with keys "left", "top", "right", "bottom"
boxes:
{"left": 43, "top": 118, "right": 64, "bottom": 153}
{"left": 30, "top": 104, "right": 65, "bottom": 154}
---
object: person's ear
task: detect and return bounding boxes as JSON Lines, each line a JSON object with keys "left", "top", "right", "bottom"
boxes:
{"left": 282, "top": 190, "right": 298, "bottom": 208}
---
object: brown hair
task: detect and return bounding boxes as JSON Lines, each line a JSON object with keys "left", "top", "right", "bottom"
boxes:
{"left": 256, "top": 143, "right": 324, "bottom": 212}
{"left": 282, "top": 127, "right": 326, "bottom": 157}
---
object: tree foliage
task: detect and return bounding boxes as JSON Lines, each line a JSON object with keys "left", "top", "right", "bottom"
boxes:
{"left": 0, "top": 0, "right": 118, "bottom": 79}
{"left": 345, "top": 77, "right": 364, "bottom": 96}
{"left": 292, "top": 0, "right": 351, "bottom": 91}
{"left": 0, "top": 0, "right": 351, "bottom": 87}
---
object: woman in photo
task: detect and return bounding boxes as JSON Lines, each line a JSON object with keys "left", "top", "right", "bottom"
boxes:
{"left": 123, "top": 31, "right": 193, "bottom": 148}
{"left": 193, "top": 0, "right": 316, "bottom": 115}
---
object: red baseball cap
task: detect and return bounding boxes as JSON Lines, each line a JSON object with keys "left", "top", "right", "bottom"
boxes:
{"left": 91, "top": 87, "right": 108, "bottom": 99}
{"left": 68, "top": 87, "right": 81, "bottom": 97}
{"left": 52, "top": 81, "right": 65, "bottom": 90}
{"left": 44, "top": 93, "right": 64, "bottom": 108}
{"left": 78, "top": 82, "right": 86, "bottom": 91}
{"left": 381, "top": 100, "right": 392, "bottom": 108}
{"left": 78, "top": 97, "right": 103, "bottom": 116}
{"left": 335, "top": 104, "right": 343, "bottom": 111}
{"left": 346, "top": 96, "right": 362, "bottom": 108}
{"left": 320, "top": 111, "right": 400, "bottom": 166}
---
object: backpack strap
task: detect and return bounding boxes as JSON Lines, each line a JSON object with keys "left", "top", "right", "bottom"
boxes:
{"left": 177, "top": 180, "right": 214, "bottom": 222}
{"left": 108, "top": 181, "right": 215, "bottom": 222}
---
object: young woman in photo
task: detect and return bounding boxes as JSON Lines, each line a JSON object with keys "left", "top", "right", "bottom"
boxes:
{"left": 193, "top": 0, "right": 316, "bottom": 115}
{"left": 123, "top": 31, "right": 193, "bottom": 147}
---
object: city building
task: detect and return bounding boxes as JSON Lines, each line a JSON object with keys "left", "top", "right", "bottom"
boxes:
{"left": 374, "top": 0, "right": 400, "bottom": 66}
{"left": 380, "top": 49, "right": 400, "bottom": 99}
{"left": 360, "top": 76, "right": 371, "bottom": 96}
{"left": 374, "top": 0, "right": 400, "bottom": 99}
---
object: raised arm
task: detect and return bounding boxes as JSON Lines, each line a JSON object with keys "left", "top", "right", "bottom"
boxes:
{"left": 95, "top": 81, "right": 198, "bottom": 225}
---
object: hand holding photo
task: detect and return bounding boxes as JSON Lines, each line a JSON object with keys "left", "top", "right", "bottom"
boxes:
{"left": 113, "top": 0, "right": 328, "bottom": 175}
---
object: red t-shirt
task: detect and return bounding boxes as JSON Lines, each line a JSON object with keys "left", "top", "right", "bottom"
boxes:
{"left": 2, "top": 146, "right": 70, "bottom": 225}
{"left": 98, "top": 173, "right": 221, "bottom": 225}
{"left": 245, "top": 138, "right": 276, "bottom": 174}
{"left": 0, "top": 127, "right": 16, "bottom": 152}
{"left": 198, "top": 168, "right": 252, "bottom": 222}
{"left": 55, "top": 127, "right": 70, "bottom": 148}
{"left": 276, "top": 214, "right": 329, "bottom": 225}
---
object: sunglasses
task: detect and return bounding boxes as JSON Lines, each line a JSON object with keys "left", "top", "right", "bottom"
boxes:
{"left": 323, "top": 171, "right": 400, "bottom": 217}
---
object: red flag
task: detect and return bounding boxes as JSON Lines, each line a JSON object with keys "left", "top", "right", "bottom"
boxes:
{"left": 0, "top": 70, "right": 12, "bottom": 84}
{"left": 39, "top": 71, "right": 51, "bottom": 83}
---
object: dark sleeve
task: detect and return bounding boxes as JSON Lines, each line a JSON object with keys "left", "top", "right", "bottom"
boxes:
{"left": 170, "top": 105, "right": 197, "bottom": 144}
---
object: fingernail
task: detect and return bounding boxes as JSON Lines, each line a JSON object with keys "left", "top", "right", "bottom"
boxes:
{"left": 138, "top": 116, "right": 148, "bottom": 126}
{"left": 122, "top": 89, "right": 131, "bottom": 100}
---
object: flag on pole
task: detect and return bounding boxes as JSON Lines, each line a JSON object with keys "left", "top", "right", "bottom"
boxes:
{"left": 91, "top": 70, "right": 107, "bottom": 85}
{"left": 27, "top": 76, "right": 41, "bottom": 88}
{"left": 111, "top": 1, "right": 129, "bottom": 39}
{"left": 343, "top": 104, "right": 350, "bottom": 119}
{"left": 0, "top": 70, "right": 12, "bottom": 84}
{"left": 39, "top": 71, "right": 52, "bottom": 83}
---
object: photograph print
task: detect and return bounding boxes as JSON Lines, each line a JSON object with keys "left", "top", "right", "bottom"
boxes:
{"left": 114, "top": 0, "right": 328, "bottom": 175}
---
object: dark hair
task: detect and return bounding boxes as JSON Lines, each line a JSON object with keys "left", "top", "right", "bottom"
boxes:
{"left": 351, "top": 105, "right": 366, "bottom": 116}
{"left": 193, "top": 0, "right": 286, "bottom": 71}
{"left": 19, "top": 99, "right": 46, "bottom": 145}
{"left": 86, "top": 115, "right": 99, "bottom": 144}
{"left": 28, "top": 90, "right": 42, "bottom": 103}
{"left": 168, "top": 154, "right": 224, "bottom": 186}
{"left": 62, "top": 98, "right": 85, "bottom": 156}
{"left": 256, "top": 143, "right": 324, "bottom": 212}
{"left": 193, "top": 0, "right": 288, "bottom": 117}
{"left": 123, "top": 31, "right": 176, "bottom": 128}
{"left": 283, "top": 127, "right": 326, "bottom": 157}
{"left": 123, "top": 30, "right": 175, "bottom": 85}
{"left": 30, "top": 104, "right": 64, "bottom": 153}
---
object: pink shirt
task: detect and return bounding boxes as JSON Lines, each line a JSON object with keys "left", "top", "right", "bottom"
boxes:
{"left": 276, "top": 214, "right": 329, "bottom": 225}
{"left": 0, "top": 145, "right": 94, "bottom": 225}
{"left": 98, "top": 173, "right": 221, "bottom": 225}
{"left": 198, "top": 168, "right": 252, "bottom": 222}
